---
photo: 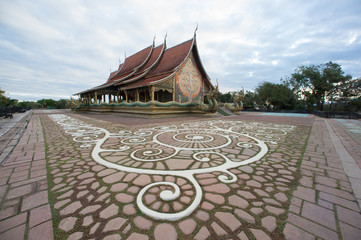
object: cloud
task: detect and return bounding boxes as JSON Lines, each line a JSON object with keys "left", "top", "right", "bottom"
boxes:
{"left": 0, "top": 0, "right": 360, "bottom": 100}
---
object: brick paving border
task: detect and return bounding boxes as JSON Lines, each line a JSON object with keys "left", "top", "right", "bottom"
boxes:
{"left": 0, "top": 113, "right": 54, "bottom": 240}
{"left": 283, "top": 118, "right": 361, "bottom": 240}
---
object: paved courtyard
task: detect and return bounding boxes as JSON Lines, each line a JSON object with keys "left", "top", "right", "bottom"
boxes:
{"left": 0, "top": 110, "right": 360, "bottom": 240}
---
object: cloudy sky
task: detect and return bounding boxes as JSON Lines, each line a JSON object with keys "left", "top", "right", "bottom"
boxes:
{"left": 1, "top": 0, "right": 360, "bottom": 101}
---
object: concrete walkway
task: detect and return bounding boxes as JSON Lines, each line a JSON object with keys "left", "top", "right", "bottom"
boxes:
{"left": 0, "top": 111, "right": 32, "bottom": 165}
{"left": 0, "top": 111, "right": 360, "bottom": 239}
{"left": 0, "top": 111, "right": 31, "bottom": 138}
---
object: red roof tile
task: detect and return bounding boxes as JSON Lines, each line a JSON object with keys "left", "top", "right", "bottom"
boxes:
{"left": 138, "top": 44, "right": 164, "bottom": 72}
{"left": 148, "top": 39, "right": 192, "bottom": 76}
{"left": 111, "top": 45, "right": 152, "bottom": 79}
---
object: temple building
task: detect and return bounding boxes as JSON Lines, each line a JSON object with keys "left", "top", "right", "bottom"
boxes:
{"left": 74, "top": 31, "right": 219, "bottom": 116}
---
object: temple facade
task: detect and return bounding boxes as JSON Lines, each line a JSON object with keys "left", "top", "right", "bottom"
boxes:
{"left": 74, "top": 32, "right": 219, "bottom": 116}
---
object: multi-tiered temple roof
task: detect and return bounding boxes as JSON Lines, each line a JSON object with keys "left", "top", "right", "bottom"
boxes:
{"left": 74, "top": 32, "right": 219, "bottom": 115}
{"left": 77, "top": 34, "right": 213, "bottom": 94}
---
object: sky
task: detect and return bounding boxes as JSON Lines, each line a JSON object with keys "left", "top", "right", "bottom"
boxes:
{"left": 1, "top": 0, "right": 360, "bottom": 101}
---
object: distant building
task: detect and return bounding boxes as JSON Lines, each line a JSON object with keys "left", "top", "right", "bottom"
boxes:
{"left": 74, "top": 31, "right": 218, "bottom": 116}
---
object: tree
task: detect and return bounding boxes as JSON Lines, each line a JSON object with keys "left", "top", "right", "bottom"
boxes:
{"left": 217, "top": 92, "right": 233, "bottom": 103}
{"left": 0, "top": 88, "right": 18, "bottom": 107}
{"left": 243, "top": 91, "right": 256, "bottom": 109}
{"left": 0, "top": 89, "right": 8, "bottom": 107}
{"left": 335, "top": 77, "right": 361, "bottom": 110}
{"left": 37, "top": 99, "right": 58, "bottom": 109}
{"left": 57, "top": 99, "right": 68, "bottom": 109}
{"left": 283, "top": 62, "right": 352, "bottom": 111}
{"left": 255, "top": 82, "right": 296, "bottom": 110}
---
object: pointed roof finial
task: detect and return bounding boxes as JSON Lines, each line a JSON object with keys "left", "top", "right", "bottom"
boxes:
{"left": 194, "top": 23, "right": 198, "bottom": 37}
{"left": 153, "top": 33, "right": 156, "bottom": 45}
{"left": 163, "top": 31, "right": 168, "bottom": 47}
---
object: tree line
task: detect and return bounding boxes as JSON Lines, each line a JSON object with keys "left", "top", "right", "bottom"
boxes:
{"left": 218, "top": 62, "right": 360, "bottom": 112}
{"left": 0, "top": 90, "right": 78, "bottom": 109}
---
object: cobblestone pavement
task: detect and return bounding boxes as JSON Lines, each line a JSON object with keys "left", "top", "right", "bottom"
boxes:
{"left": 0, "top": 111, "right": 360, "bottom": 240}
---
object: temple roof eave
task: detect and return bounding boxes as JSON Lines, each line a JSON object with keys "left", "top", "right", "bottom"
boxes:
{"left": 119, "top": 72, "right": 175, "bottom": 91}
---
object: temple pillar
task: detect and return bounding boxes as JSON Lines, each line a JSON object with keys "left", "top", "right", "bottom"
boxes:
{"left": 173, "top": 80, "right": 175, "bottom": 101}
{"left": 88, "top": 93, "right": 91, "bottom": 104}
{"left": 94, "top": 92, "right": 98, "bottom": 104}
{"left": 151, "top": 86, "right": 154, "bottom": 101}
{"left": 136, "top": 89, "right": 139, "bottom": 102}
{"left": 125, "top": 90, "right": 128, "bottom": 102}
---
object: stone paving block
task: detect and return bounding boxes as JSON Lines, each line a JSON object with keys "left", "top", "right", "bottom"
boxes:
{"left": 10, "top": 175, "right": 47, "bottom": 188}
{"left": 284, "top": 223, "right": 315, "bottom": 240}
{"left": 228, "top": 195, "right": 249, "bottom": 208}
{"left": 100, "top": 203, "right": 119, "bottom": 219}
{"left": 289, "top": 204, "right": 301, "bottom": 214}
{"left": 287, "top": 213, "right": 338, "bottom": 240}
{"left": 104, "top": 217, "right": 127, "bottom": 232}
{"left": 317, "top": 199, "right": 334, "bottom": 210}
{"left": 265, "top": 205, "right": 285, "bottom": 215}
{"left": 154, "top": 223, "right": 177, "bottom": 240}
{"left": 0, "top": 223, "right": 25, "bottom": 239}
{"left": 194, "top": 226, "right": 210, "bottom": 240}
{"left": 339, "top": 221, "right": 361, "bottom": 240}
{"left": 0, "top": 206, "right": 17, "bottom": 220}
{"left": 28, "top": 220, "right": 54, "bottom": 240}
{"left": 59, "top": 217, "right": 77, "bottom": 232}
{"left": 0, "top": 185, "right": 8, "bottom": 197}
{"left": 134, "top": 216, "right": 153, "bottom": 231}
{"left": 59, "top": 201, "right": 82, "bottom": 216}
{"left": 319, "top": 192, "right": 360, "bottom": 211}
{"left": 327, "top": 170, "right": 348, "bottom": 181}
{"left": 79, "top": 204, "right": 101, "bottom": 215}
{"left": 127, "top": 232, "right": 149, "bottom": 240}
{"left": 234, "top": 209, "right": 255, "bottom": 224}
{"left": 29, "top": 204, "right": 52, "bottom": 228}
{"left": 103, "top": 234, "right": 122, "bottom": 240}
{"left": 250, "top": 228, "right": 271, "bottom": 240}
{"left": 6, "top": 184, "right": 33, "bottom": 199}
{"left": 292, "top": 186, "right": 315, "bottom": 203}
{"left": 301, "top": 201, "right": 337, "bottom": 230}
{"left": 8, "top": 174, "right": 29, "bottom": 184}
{"left": 336, "top": 205, "right": 361, "bottom": 228}
{"left": 315, "top": 175, "right": 338, "bottom": 188}
{"left": 215, "top": 211, "right": 241, "bottom": 232}
{"left": 30, "top": 169, "right": 46, "bottom": 178}
{"left": 261, "top": 216, "right": 276, "bottom": 232}
{"left": 0, "top": 212, "right": 27, "bottom": 233}
{"left": 67, "top": 231, "right": 83, "bottom": 240}
{"left": 21, "top": 190, "right": 48, "bottom": 212}
{"left": 315, "top": 184, "right": 355, "bottom": 201}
